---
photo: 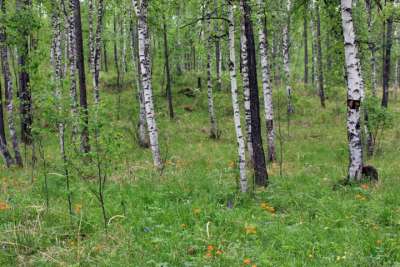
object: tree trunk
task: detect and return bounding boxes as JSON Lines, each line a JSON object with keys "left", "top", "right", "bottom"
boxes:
{"left": 304, "top": 15, "right": 309, "bottom": 85}
{"left": 88, "top": 0, "right": 94, "bottom": 72}
{"left": 341, "top": 0, "right": 365, "bottom": 182}
{"left": 240, "top": 11, "right": 253, "bottom": 161}
{"left": 103, "top": 41, "right": 108, "bottom": 72}
{"left": 227, "top": 0, "right": 247, "bottom": 192}
{"left": 0, "top": 78, "right": 13, "bottom": 167}
{"left": 365, "top": 0, "right": 377, "bottom": 96}
{"left": 257, "top": 0, "right": 276, "bottom": 162}
{"left": 163, "top": 15, "right": 174, "bottom": 120}
{"left": 129, "top": 12, "right": 149, "bottom": 148}
{"left": 91, "top": 0, "right": 104, "bottom": 105}
{"left": 17, "top": 0, "right": 33, "bottom": 145}
{"left": 382, "top": 1, "right": 393, "bottom": 108}
{"left": 241, "top": 0, "right": 268, "bottom": 187}
{"left": 310, "top": 13, "right": 316, "bottom": 88}
{"left": 72, "top": 0, "right": 90, "bottom": 153}
{"left": 315, "top": 3, "right": 326, "bottom": 108}
{"left": 206, "top": 3, "right": 219, "bottom": 139}
{"left": 214, "top": 0, "right": 222, "bottom": 91}
{"left": 134, "top": 0, "right": 163, "bottom": 169}
{"left": 282, "top": 0, "right": 294, "bottom": 114}
{"left": 0, "top": 0, "right": 22, "bottom": 167}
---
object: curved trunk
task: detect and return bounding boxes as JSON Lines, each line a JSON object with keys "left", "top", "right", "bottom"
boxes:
{"left": 227, "top": 0, "right": 247, "bottom": 192}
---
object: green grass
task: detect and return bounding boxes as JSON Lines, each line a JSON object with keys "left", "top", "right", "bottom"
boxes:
{"left": 1, "top": 74, "right": 400, "bottom": 266}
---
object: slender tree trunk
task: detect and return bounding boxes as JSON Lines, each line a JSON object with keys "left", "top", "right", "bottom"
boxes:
{"left": 341, "top": 0, "right": 365, "bottom": 182}
{"left": 0, "top": 78, "right": 13, "bottom": 167}
{"left": 0, "top": 0, "right": 22, "bottom": 167}
{"left": 113, "top": 13, "right": 122, "bottom": 121}
{"left": 227, "top": 0, "right": 247, "bottom": 192}
{"left": 214, "top": 0, "right": 222, "bottom": 91}
{"left": 315, "top": 3, "right": 326, "bottom": 108}
{"left": 282, "top": 0, "right": 294, "bottom": 114}
{"left": 134, "top": 0, "right": 163, "bottom": 169}
{"left": 88, "top": 0, "right": 94, "bottom": 72}
{"left": 257, "top": 0, "right": 276, "bottom": 162}
{"left": 310, "top": 13, "right": 316, "bottom": 88}
{"left": 92, "top": 0, "right": 104, "bottom": 105}
{"left": 72, "top": 0, "right": 90, "bottom": 152}
{"left": 163, "top": 15, "right": 174, "bottom": 120}
{"left": 63, "top": 0, "right": 79, "bottom": 138}
{"left": 241, "top": 0, "right": 268, "bottom": 187}
{"left": 17, "top": 0, "right": 33, "bottom": 145}
{"left": 365, "top": 0, "right": 377, "bottom": 96}
{"left": 382, "top": 1, "right": 393, "bottom": 108}
{"left": 240, "top": 12, "right": 254, "bottom": 161}
{"left": 304, "top": 15, "right": 309, "bottom": 85}
{"left": 206, "top": 3, "right": 219, "bottom": 139}
{"left": 103, "top": 41, "right": 108, "bottom": 72}
{"left": 129, "top": 12, "right": 149, "bottom": 148}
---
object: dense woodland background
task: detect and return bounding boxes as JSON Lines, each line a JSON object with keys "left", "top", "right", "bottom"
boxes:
{"left": 0, "top": 0, "right": 399, "bottom": 265}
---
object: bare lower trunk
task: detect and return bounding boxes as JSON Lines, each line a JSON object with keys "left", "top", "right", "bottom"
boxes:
{"left": 72, "top": 0, "right": 90, "bottom": 153}
{"left": 241, "top": 0, "right": 268, "bottom": 187}
{"left": 240, "top": 13, "right": 253, "bottom": 161}
{"left": 227, "top": 0, "right": 247, "bottom": 192}
{"left": 382, "top": 2, "right": 393, "bottom": 108}
{"left": 365, "top": 0, "right": 377, "bottom": 96}
{"left": 206, "top": 5, "right": 219, "bottom": 139}
{"left": 341, "top": 0, "right": 365, "bottom": 182}
{"left": 315, "top": 3, "right": 326, "bottom": 108}
{"left": 0, "top": 0, "right": 22, "bottom": 166}
{"left": 134, "top": 0, "right": 163, "bottom": 169}
{"left": 92, "top": 0, "right": 104, "bottom": 105}
{"left": 0, "top": 81, "right": 13, "bottom": 167}
{"left": 282, "top": 0, "right": 294, "bottom": 114}
{"left": 257, "top": 0, "right": 276, "bottom": 162}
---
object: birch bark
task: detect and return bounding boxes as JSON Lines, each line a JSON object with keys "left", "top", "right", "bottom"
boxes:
{"left": 227, "top": 0, "right": 247, "bottom": 192}
{"left": 341, "top": 0, "right": 365, "bottom": 182}
{"left": 134, "top": 0, "right": 163, "bottom": 168}
{"left": 256, "top": 0, "right": 276, "bottom": 162}
{"left": 282, "top": 0, "right": 294, "bottom": 114}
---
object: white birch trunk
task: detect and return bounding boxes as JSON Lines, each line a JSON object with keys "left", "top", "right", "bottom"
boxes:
{"left": 282, "top": 0, "right": 294, "bottom": 114}
{"left": 240, "top": 7, "right": 254, "bottom": 161}
{"left": 206, "top": 6, "right": 219, "bottom": 139}
{"left": 88, "top": 0, "right": 95, "bottom": 72}
{"left": 0, "top": 2, "right": 22, "bottom": 167}
{"left": 227, "top": 1, "right": 247, "bottom": 192}
{"left": 92, "top": 0, "right": 104, "bottom": 105}
{"left": 365, "top": 0, "right": 377, "bottom": 96}
{"left": 257, "top": 0, "right": 276, "bottom": 162}
{"left": 67, "top": 0, "right": 79, "bottom": 138}
{"left": 341, "top": 0, "right": 364, "bottom": 181}
{"left": 51, "top": 3, "right": 67, "bottom": 170}
{"left": 135, "top": 0, "right": 163, "bottom": 169}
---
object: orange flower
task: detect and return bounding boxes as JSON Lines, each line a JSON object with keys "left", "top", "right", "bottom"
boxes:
{"left": 0, "top": 202, "right": 10, "bottom": 211}
{"left": 216, "top": 249, "right": 223, "bottom": 255}
{"left": 207, "top": 245, "right": 214, "bottom": 252}
{"left": 205, "top": 252, "right": 212, "bottom": 258}
{"left": 243, "top": 258, "right": 252, "bottom": 265}
{"left": 260, "top": 202, "right": 276, "bottom": 213}
{"left": 252, "top": 265, "right": 257, "bottom": 267}
{"left": 360, "top": 184, "right": 369, "bottom": 190}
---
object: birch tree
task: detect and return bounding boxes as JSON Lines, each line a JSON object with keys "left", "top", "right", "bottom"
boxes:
{"left": 0, "top": 81, "right": 13, "bottom": 167}
{"left": 240, "top": 8, "right": 253, "bottom": 161}
{"left": 341, "top": 0, "right": 365, "bottom": 182}
{"left": 205, "top": 1, "right": 219, "bottom": 139}
{"left": 315, "top": 1, "right": 325, "bottom": 108}
{"left": 241, "top": 0, "right": 268, "bottom": 187}
{"left": 365, "top": 0, "right": 377, "bottom": 96}
{"left": 133, "top": 0, "right": 163, "bottom": 169}
{"left": 257, "top": 0, "right": 276, "bottom": 162}
{"left": 0, "top": 0, "right": 22, "bottom": 167}
{"left": 227, "top": 0, "right": 247, "bottom": 192}
{"left": 282, "top": 0, "right": 294, "bottom": 114}
{"left": 91, "top": 0, "right": 105, "bottom": 105}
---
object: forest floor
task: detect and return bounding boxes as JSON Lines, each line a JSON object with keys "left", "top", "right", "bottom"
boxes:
{"left": 0, "top": 74, "right": 400, "bottom": 266}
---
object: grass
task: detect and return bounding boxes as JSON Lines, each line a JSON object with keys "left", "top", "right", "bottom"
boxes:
{"left": 0, "top": 73, "right": 400, "bottom": 266}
